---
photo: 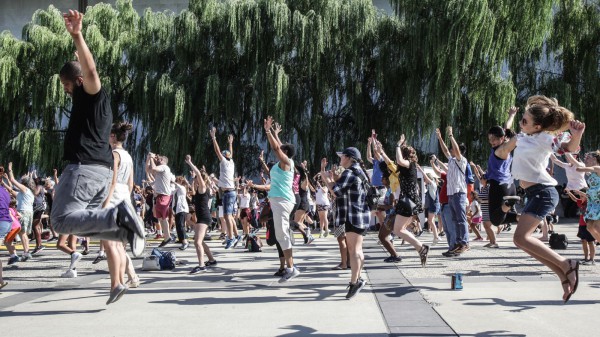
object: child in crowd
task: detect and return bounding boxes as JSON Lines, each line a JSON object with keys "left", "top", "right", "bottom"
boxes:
{"left": 565, "top": 189, "right": 595, "bottom": 265}
{"left": 468, "top": 191, "right": 484, "bottom": 241}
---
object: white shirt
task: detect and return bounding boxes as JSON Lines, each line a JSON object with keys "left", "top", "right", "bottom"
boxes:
{"left": 239, "top": 193, "right": 250, "bottom": 208}
{"left": 447, "top": 156, "right": 468, "bottom": 195}
{"left": 315, "top": 186, "right": 330, "bottom": 206}
{"left": 470, "top": 200, "right": 482, "bottom": 218}
{"left": 553, "top": 160, "right": 588, "bottom": 190}
{"left": 218, "top": 158, "right": 235, "bottom": 189}
{"left": 512, "top": 132, "right": 564, "bottom": 186}
{"left": 153, "top": 164, "right": 174, "bottom": 195}
{"left": 173, "top": 183, "right": 189, "bottom": 214}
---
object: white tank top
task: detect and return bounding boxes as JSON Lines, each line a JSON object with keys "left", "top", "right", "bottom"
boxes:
{"left": 109, "top": 148, "right": 133, "bottom": 206}
{"left": 114, "top": 148, "right": 133, "bottom": 185}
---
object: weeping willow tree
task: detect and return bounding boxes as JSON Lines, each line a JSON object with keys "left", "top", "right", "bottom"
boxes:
{"left": 0, "top": 0, "right": 139, "bottom": 173}
{"left": 1, "top": 0, "right": 598, "bottom": 176}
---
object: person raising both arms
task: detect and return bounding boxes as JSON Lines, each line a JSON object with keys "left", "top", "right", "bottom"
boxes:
{"left": 503, "top": 95, "right": 585, "bottom": 303}
{"left": 50, "top": 10, "right": 145, "bottom": 304}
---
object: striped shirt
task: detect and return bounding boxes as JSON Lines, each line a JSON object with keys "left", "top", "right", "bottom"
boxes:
{"left": 447, "top": 156, "right": 468, "bottom": 195}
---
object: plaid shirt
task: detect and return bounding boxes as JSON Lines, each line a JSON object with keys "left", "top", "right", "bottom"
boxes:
{"left": 332, "top": 164, "right": 371, "bottom": 229}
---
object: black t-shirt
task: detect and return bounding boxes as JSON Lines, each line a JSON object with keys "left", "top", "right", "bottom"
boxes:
{"left": 63, "top": 85, "right": 113, "bottom": 168}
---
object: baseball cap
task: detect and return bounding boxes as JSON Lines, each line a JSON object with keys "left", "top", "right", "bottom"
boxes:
{"left": 222, "top": 150, "right": 232, "bottom": 159}
{"left": 336, "top": 147, "right": 361, "bottom": 161}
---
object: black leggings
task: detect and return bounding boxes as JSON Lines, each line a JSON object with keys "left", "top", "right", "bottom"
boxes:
{"left": 488, "top": 179, "right": 516, "bottom": 226}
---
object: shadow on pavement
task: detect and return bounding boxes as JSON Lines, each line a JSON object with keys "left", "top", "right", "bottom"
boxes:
{"left": 457, "top": 297, "right": 600, "bottom": 312}
{"left": 0, "top": 309, "right": 105, "bottom": 317}
{"left": 278, "top": 325, "right": 387, "bottom": 337}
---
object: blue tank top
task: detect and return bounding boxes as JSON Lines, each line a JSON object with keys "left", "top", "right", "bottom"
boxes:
{"left": 268, "top": 159, "right": 296, "bottom": 203}
{"left": 486, "top": 147, "right": 513, "bottom": 184}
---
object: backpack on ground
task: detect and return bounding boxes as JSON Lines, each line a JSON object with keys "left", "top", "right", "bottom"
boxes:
{"left": 151, "top": 248, "right": 177, "bottom": 270}
{"left": 549, "top": 233, "right": 568, "bottom": 250}
{"left": 246, "top": 234, "right": 262, "bottom": 252}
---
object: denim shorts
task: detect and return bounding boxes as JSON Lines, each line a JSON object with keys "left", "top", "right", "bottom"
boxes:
{"left": 0, "top": 220, "right": 11, "bottom": 241}
{"left": 521, "top": 184, "right": 558, "bottom": 220}
{"left": 222, "top": 190, "right": 236, "bottom": 216}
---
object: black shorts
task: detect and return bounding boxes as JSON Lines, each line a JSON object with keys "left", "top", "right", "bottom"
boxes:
{"left": 33, "top": 210, "right": 45, "bottom": 221}
{"left": 298, "top": 196, "right": 310, "bottom": 212}
{"left": 345, "top": 222, "right": 366, "bottom": 236}
{"left": 577, "top": 226, "right": 596, "bottom": 242}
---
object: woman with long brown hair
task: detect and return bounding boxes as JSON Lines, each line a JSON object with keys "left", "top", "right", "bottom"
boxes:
{"left": 503, "top": 95, "right": 585, "bottom": 303}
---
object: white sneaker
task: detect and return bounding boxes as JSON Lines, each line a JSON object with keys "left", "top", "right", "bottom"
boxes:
{"left": 278, "top": 267, "right": 300, "bottom": 283}
{"left": 69, "top": 252, "right": 82, "bottom": 270}
{"left": 61, "top": 269, "right": 78, "bottom": 278}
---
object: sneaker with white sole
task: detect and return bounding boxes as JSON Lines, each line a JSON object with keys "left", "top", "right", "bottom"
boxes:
{"left": 61, "top": 269, "right": 77, "bottom": 278}
{"left": 8, "top": 255, "right": 20, "bottom": 265}
{"left": 345, "top": 278, "right": 366, "bottom": 299}
{"left": 278, "top": 267, "right": 300, "bottom": 283}
{"left": 128, "top": 231, "right": 146, "bottom": 257}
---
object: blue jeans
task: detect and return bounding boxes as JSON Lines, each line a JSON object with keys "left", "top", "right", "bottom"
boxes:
{"left": 51, "top": 164, "right": 127, "bottom": 241}
{"left": 440, "top": 203, "right": 455, "bottom": 250}
{"left": 449, "top": 192, "right": 469, "bottom": 246}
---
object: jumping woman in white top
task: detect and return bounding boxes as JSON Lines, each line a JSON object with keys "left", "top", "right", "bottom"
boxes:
{"left": 502, "top": 95, "right": 585, "bottom": 303}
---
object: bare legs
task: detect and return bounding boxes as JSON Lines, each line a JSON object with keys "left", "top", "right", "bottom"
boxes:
{"left": 345, "top": 232, "right": 364, "bottom": 284}
{"left": 193, "top": 222, "right": 215, "bottom": 266}
{"left": 513, "top": 214, "right": 576, "bottom": 301}
{"left": 336, "top": 234, "right": 348, "bottom": 269}
{"left": 393, "top": 214, "right": 424, "bottom": 253}
{"left": 104, "top": 240, "right": 126, "bottom": 290}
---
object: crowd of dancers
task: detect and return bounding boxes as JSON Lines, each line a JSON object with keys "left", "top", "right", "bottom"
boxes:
{"left": 1, "top": 10, "right": 599, "bottom": 305}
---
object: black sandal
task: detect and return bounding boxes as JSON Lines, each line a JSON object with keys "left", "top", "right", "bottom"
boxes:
{"left": 419, "top": 245, "right": 430, "bottom": 267}
{"left": 566, "top": 259, "right": 580, "bottom": 294}
{"left": 562, "top": 279, "right": 573, "bottom": 304}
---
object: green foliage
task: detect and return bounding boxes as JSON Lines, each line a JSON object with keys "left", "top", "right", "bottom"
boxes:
{"left": 1, "top": 0, "right": 599, "bottom": 176}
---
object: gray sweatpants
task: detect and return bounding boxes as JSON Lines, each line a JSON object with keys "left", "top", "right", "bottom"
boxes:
{"left": 50, "top": 164, "right": 127, "bottom": 241}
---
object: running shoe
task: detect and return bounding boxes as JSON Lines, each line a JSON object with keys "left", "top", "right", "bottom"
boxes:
{"left": 179, "top": 242, "right": 189, "bottom": 250}
{"left": 7, "top": 255, "right": 20, "bottom": 265}
{"left": 93, "top": 254, "right": 107, "bottom": 264}
{"left": 224, "top": 238, "right": 234, "bottom": 249}
{"left": 190, "top": 266, "right": 207, "bottom": 274}
{"left": 278, "top": 267, "right": 300, "bottom": 283}
{"left": 61, "top": 269, "right": 77, "bottom": 278}
{"left": 345, "top": 278, "right": 366, "bottom": 299}
{"left": 31, "top": 245, "right": 45, "bottom": 255}
{"left": 204, "top": 260, "right": 218, "bottom": 267}
{"left": 503, "top": 196, "right": 520, "bottom": 207}
{"left": 158, "top": 237, "right": 172, "bottom": 248}
{"left": 306, "top": 235, "right": 315, "bottom": 244}
{"left": 232, "top": 235, "right": 243, "bottom": 248}
{"left": 20, "top": 253, "right": 32, "bottom": 262}
{"left": 383, "top": 256, "right": 402, "bottom": 263}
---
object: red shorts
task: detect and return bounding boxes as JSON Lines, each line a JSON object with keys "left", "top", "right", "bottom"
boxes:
{"left": 154, "top": 194, "right": 172, "bottom": 219}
